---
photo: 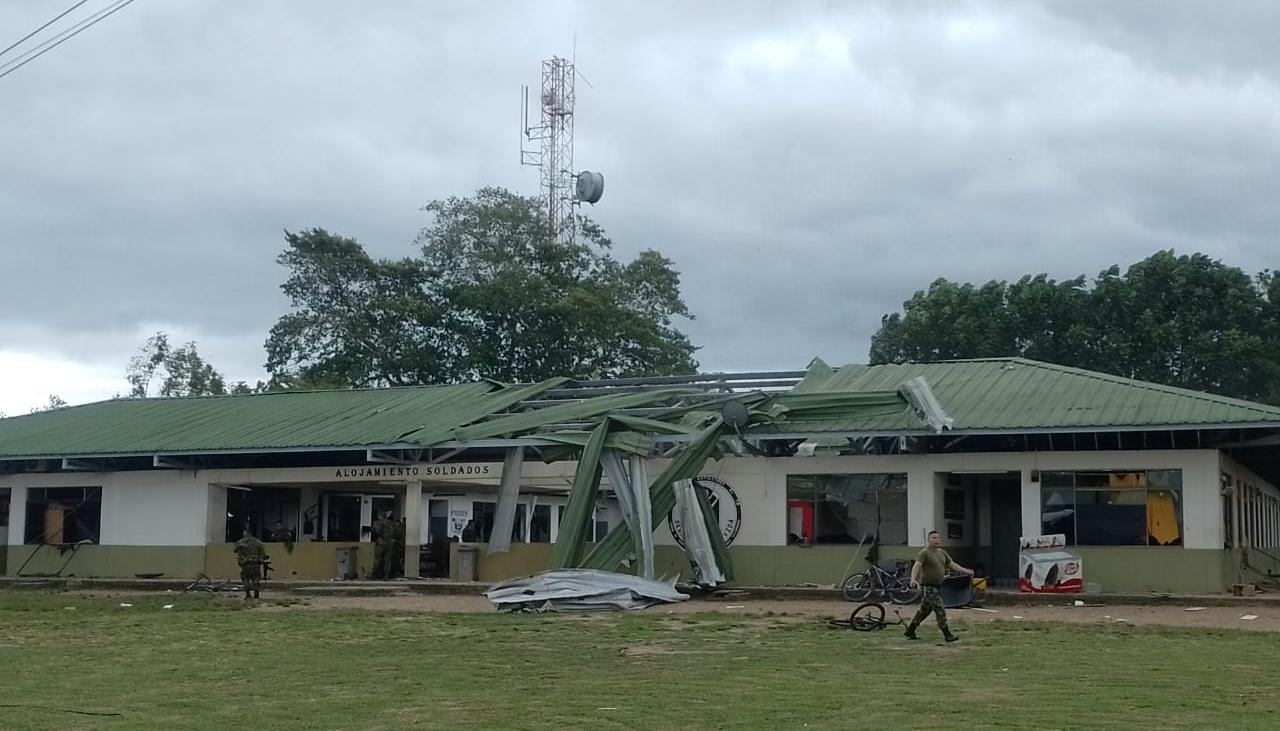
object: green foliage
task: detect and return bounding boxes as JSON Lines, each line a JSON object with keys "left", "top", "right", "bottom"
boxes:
{"left": 266, "top": 187, "right": 698, "bottom": 387}
{"left": 29, "top": 395, "right": 67, "bottom": 414}
{"left": 871, "top": 251, "right": 1280, "bottom": 402}
{"left": 264, "top": 229, "right": 452, "bottom": 388}
{"left": 125, "top": 332, "right": 230, "bottom": 398}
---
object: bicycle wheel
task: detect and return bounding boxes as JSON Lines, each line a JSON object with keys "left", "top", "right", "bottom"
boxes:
{"left": 841, "top": 572, "right": 874, "bottom": 602}
{"left": 850, "top": 602, "right": 886, "bottom": 631}
{"left": 888, "top": 577, "right": 920, "bottom": 605}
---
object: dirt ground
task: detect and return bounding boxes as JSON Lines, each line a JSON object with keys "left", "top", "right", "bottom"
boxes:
{"left": 244, "top": 592, "right": 1280, "bottom": 632}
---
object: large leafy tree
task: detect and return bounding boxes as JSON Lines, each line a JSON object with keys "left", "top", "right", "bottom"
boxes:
{"left": 264, "top": 230, "right": 454, "bottom": 388}
{"left": 871, "top": 251, "right": 1280, "bottom": 403}
{"left": 266, "top": 187, "right": 698, "bottom": 386}
{"left": 126, "top": 331, "right": 239, "bottom": 397}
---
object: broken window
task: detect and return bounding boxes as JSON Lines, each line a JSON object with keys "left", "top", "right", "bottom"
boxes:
{"left": 786, "top": 474, "right": 907, "bottom": 545}
{"left": 530, "top": 504, "right": 551, "bottom": 543}
{"left": 472, "top": 501, "right": 496, "bottom": 541}
{"left": 472, "top": 501, "right": 530, "bottom": 543}
{"left": 323, "top": 495, "right": 362, "bottom": 542}
{"left": 226, "top": 487, "right": 302, "bottom": 542}
{"left": 1040, "top": 470, "right": 1183, "bottom": 546}
{"left": 24, "top": 487, "right": 101, "bottom": 545}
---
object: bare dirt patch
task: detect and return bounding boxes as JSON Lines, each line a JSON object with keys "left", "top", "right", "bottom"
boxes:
{"left": 35, "top": 588, "right": 1280, "bottom": 632}
{"left": 230, "top": 591, "right": 1280, "bottom": 631}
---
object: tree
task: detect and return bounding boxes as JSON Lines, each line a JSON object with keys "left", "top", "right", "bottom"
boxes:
{"left": 870, "top": 251, "right": 1280, "bottom": 403}
{"left": 126, "top": 331, "right": 232, "bottom": 397}
{"left": 264, "top": 230, "right": 453, "bottom": 388}
{"left": 265, "top": 188, "right": 698, "bottom": 386}
{"left": 30, "top": 395, "right": 67, "bottom": 413}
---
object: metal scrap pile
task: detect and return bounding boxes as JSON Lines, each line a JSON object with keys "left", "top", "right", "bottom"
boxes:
{"left": 485, "top": 569, "right": 688, "bottom": 612}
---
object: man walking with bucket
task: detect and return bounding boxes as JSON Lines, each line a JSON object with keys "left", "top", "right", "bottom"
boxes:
{"left": 905, "top": 530, "right": 974, "bottom": 642}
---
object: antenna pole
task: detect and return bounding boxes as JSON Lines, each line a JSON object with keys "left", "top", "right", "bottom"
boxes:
{"left": 520, "top": 56, "right": 577, "bottom": 246}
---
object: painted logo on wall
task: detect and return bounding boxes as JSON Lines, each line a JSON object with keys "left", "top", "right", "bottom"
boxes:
{"left": 667, "top": 476, "right": 742, "bottom": 548}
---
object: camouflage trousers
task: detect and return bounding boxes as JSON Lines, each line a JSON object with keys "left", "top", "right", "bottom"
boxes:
{"left": 909, "top": 585, "right": 949, "bottom": 633}
{"left": 239, "top": 563, "right": 262, "bottom": 597}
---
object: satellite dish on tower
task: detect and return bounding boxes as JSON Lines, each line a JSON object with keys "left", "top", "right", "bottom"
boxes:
{"left": 576, "top": 170, "right": 604, "bottom": 204}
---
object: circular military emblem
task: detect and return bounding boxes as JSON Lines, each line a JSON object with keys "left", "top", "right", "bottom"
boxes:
{"left": 668, "top": 475, "right": 742, "bottom": 548}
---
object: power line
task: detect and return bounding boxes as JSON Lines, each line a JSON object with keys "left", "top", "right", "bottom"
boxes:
{"left": 0, "top": 0, "right": 92, "bottom": 59}
{"left": 0, "top": 0, "right": 138, "bottom": 82}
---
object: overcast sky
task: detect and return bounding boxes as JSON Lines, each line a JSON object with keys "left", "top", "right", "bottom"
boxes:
{"left": 2, "top": 1, "right": 1278, "bottom": 415}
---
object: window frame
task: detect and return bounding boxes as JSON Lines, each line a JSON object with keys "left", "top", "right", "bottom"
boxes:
{"left": 786, "top": 473, "right": 909, "bottom": 546}
{"left": 1039, "top": 469, "right": 1183, "bottom": 547}
{"left": 24, "top": 486, "right": 103, "bottom": 545}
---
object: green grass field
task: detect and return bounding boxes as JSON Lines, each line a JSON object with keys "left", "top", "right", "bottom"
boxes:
{"left": 1, "top": 592, "right": 1277, "bottom": 730}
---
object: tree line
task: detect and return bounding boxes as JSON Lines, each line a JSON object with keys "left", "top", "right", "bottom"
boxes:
{"left": 870, "top": 250, "right": 1280, "bottom": 403}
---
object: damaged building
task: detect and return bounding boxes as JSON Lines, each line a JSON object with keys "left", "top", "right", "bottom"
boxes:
{"left": 1, "top": 357, "right": 1279, "bottom": 594}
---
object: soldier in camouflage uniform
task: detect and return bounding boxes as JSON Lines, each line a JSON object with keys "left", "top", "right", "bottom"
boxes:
{"left": 905, "top": 530, "right": 974, "bottom": 642}
{"left": 392, "top": 517, "right": 406, "bottom": 578}
{"left": 233, "top": 528, "right": 269, "bottom": 600}
{"left": 372, "top": 510, "right": 394, "bottom": 580}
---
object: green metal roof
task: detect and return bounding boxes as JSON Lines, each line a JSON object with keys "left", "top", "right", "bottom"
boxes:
{"left": 3, "top": 357, "right": 1279, "bottom": 463}
{"left": 0, "top": 381, "right": 547, "bottom": 459}
{"left": 777, "top": 357, "right": 1280, "bottom": 434}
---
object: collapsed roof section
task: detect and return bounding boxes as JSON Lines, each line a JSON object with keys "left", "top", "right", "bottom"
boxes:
{"left": 0, "top": 361, "right": 947, "bottom": 471}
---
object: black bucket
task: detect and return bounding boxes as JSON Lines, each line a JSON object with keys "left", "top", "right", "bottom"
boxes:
{"left": 940, "top": 574, "right": 973, "bottom": 608}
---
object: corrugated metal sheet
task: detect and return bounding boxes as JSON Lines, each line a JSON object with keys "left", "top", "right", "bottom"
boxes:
{"left": 775, "top": 357, "right": 1280, "bottom": 433}
{"left": 0, "top": 382, "right": 519, "bottom": 458}
{"left": 4, "top": 357, "right": 1279, "bottom": 461}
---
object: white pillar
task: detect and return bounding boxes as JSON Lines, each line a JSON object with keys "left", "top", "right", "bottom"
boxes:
{"left": 1020, "top": 468, "right": 1040, "bottom": 540}
{"left": 7, "top": 487, "right": 25, "bottom": 548}
{"left": 487, "top": 447, "right": 525, "bottom": 554}
{"left": 906, "top": 467, "right": 936, "bottom": 546}
{"left": 403, "top": 480, "right": 422, "bottom": 577}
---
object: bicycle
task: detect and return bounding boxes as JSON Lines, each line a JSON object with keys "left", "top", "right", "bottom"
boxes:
{"left": 828, "top": 601, "right": 907, "bottom": 631}
{"left": 183, "top": 573, "right": 241, "bottom": 594}
{"left": 841, "top": 557, "right": 921, "bottom": 605}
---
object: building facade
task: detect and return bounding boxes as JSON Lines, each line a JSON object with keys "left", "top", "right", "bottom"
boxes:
{"left": 4, "top": 358, "right": 1280, "bottom": 593}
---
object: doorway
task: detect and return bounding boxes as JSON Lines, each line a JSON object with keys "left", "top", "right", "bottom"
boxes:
{"left": 988, "top": 474, "right": 1023, "bottom": 586}
{"left": 324, "top": 495, "right": 362, "bottom": 541}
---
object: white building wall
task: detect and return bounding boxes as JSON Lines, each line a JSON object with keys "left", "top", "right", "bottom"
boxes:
{"left": 3, "top": 472, "right": 210, "bottom": 547}
{"left": 756, "top": 449, "right": 1223, "bottom": 548}
{"left": 0, "top": 447, "right": 1237, "bottom": 551}
{"left": 99, "top": 473, "right": 210, "bottom": 546}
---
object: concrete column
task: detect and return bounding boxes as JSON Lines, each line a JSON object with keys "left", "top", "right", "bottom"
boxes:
{"left": 7, "top": 487, "right": 26, "bottom": 548}
{"left": 1020, "top": 468, "right": 1040, "bottom": 540}
{"left": 487, "top": 447, "right": 525, "bottom": 554}
{"left": 403, "top": 480, "right": 422, "bottom": 578}
{"left": 906, "top": 467, "right": 936, "bottom": 546}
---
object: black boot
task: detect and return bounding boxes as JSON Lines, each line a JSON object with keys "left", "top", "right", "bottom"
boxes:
{"left": 944, "top": 631, "right": 959, "bottom": 643}
{"left": 904, "top": 625, "right": 919, "bottom": 640}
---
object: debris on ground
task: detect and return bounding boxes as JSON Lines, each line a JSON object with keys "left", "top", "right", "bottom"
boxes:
{"left": 486, "top": 569, "right": 689, "bottom": 612}
{"left": 1241, "top": 614, "right": 1259, "bottom": 621}
{"left": 1184, "top": 607, "right": 1206, "bottom": 612}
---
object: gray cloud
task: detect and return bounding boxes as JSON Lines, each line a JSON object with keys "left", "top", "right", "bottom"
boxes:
{"left": 2, "top": 1, "right": 1278, "bottom": 409}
